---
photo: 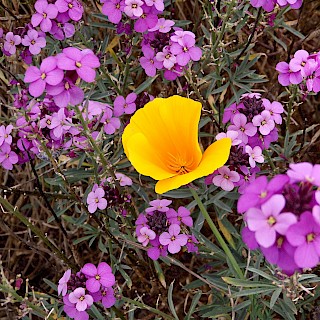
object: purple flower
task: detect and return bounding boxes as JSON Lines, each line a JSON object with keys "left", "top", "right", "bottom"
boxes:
{"left": 171, "top": 30, "right": 195, "bottom": 45}
{"left": 135, "top": 213, "right": 148, "bottom": 235}
{"left": 145, "top": 199, "right": 172, "bottom": 213}
{"left": 166, "top": 206, "right": 193, "bottom": 227}
{"left": 216, "top": 130, "right": 241, "bottom": 146}
{"left": 58, "top": 269, "right": 71, "bottom": 296}
{"left": 144, "top": 0, "right": 164, "bottom": 11}
{"left": 48, "top": 108, "right": 72, "bottom": 139}
{"left": 102, "top": 0, "right": 125, "bottom": 24}
{"left": 237, "top": 174, "right": 289, "bottom": 213}
{"left": 82, "top": 262, "right": 115, "bottom": 292}
{"left": 86, "top": 186, "right": 108, "bottom": 213}
{"left": 149, "top": 18, "right": 174, "bottom": 33}
{"left": 241, "top": 227, "right": 259, "bottom": 250}
{"left": 289, "top": 50, "right": 309, "bottom": 77}
{"left": 261, "top": 236, "right": 299, "bottom": 275}
{"left": 140, "top": 47, "right": 163, "bottom": 76}
{"left": 159, "top": 224, "right": 188, "bottom": 254}
{"left": 228, "top": 113, "right": 257, "bottom": 144}
{"left": 147, "top": 237, "right": 168, "bottom": 260}
{"left": 276, "top": 61, "right": 302, "bottom": 86}
{"left": 0, "top": 125, "right": 13, "bottom": 146}
{"left": 22, "top": 29, "right": 46, "bottom": 55}
{"left": 134, "top": 6, "right": 158, "bottom": 33}
{"left": 245, "top": 195, "right": 297, "bottom": 248}
{"left": 304, "top": 60, "right": 320, "bottom": 93}
{"left": 137, "top": 226, "right": 156, "bottom": 246}
{"left": 222, "top": 103, "right": 239, "bottom": 123}
{"left": 50, "top": 13, "right": 76, "bottom": 40}
{"left": 24, "top": 56, "right": 64, "bottom": 97}
{"left": 46, "top": 78, "right": 84, "bottom": 108}
{"left": 277, "top": 0, "right": 302, "bottom": 8}
{"left": 31, "top": 0, "right": 58, "bottom": 32}
{"left": 170, "top": 35, "right": 202, "bottom": 66}
{"left": 186, "top": 235, "right": 199, "bottom": 253}
{"left": 124, "top": 0, "right": 144, "bottom": 17}
{"left": 211, "top": 166, "right": 240, "bottom": 191}
{"left": 287, "top": 211, "right": 320, "bottom": 268}
{"left": 252, "top": 110, "right": 275, "bottom": 135}
{"left": 107, "top": 173, "right": 132, "bottom": 186}
{"left": 262, "top": 99, "right": 284, "bottom": 125}
{"left": 101, "top": 108, "right": 121, "bottom": 134}
{"left": 250, "top": 0, "right": 276, "bottom": 11}
{"left": 236, "top": 166, "right": 259, "bottom": 194}
{"left": 68, "top": 288, "right": 93, "bottom": 311}
{"left": 57, "top": 47, "right": 100, "bottom": 83}
{"left": 55, "top": 0, "right": 84, "bottom": 21}
{"left": 156, "top": 47, "right": 176, "bottom": 69}
{"left": 245, "top": 145, "right": 264, "bottom": 168}
{"left": 287, "top": 162, "right": 320, "bottom": 186}
{"left": 63, "top": 295, "right": 89, "bottom": 320}
{"left": 3, "top": 32, "right": 21, "bottom": 55}
{"left": 91, "top": 286, "right": 116, "bottom": 308}
{"left": 113, "top": 92, "right": 137, "bottom": 116}
{"left": 0, "top": 144, "right": 19, "bottom": 170}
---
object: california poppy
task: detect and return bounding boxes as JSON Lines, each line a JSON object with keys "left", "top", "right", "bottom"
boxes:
{"left": 122, "top": 95, "right": 231, "bottom": 194}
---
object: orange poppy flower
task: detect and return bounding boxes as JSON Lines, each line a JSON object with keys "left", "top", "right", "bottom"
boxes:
{"left": 122, "top": 95, "right": 231, "bottom": 194}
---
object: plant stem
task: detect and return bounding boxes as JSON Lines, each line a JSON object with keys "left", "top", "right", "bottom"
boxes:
{"left": 121, "top": 297, "right": 175, "bottom": 320}
{"left": 189, "top": 188, "right": 244, "bottom": 279}
{"left": 286, "top": 86, "right": 298, "bottom": 131}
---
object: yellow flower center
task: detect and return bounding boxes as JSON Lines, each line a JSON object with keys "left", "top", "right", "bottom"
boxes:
{"left": 267, "top": 216, "right": 276, "bottom": 226}
{"left": 116, "top": 3, "right": 120, "bottom": 9}
{"left": 79, "top": 296, "right": 85, "bottom": 301}
{"left": 165, "top": 54, "right": 171, "bottom": 59}
{"left": 65, "top": 82, "right": 70, "bottom": 90}
{"left": 43, "top": 13, "right": 47, "bottom": 18}
{"left": 41, "top": 73, "right": 46, "bottom": 79}
{"left": 171, "top": 236, "right": 176, "bottom": 241}
{"left": 95, "top": 275, "right": 101, "bottom": 280}
{"left": 307, "top": 233, "right": 315, "bottom": 243}
{"left": 132, "top": 4, "right": 137, "bottom": 8}
{"left": 68, "top": 3, "right": 73, "bottom": 8}
{"left": 31, "top": 40, "right": 36, "bottom": 45}
{"left": 76, "top": 61, "right": 82, "bottom": 68}
{"left": 260, "top": 191, "right": 267, "bottom": 198}
{"left": 183, "top": 47, "right": 188, "bottom": 52}
{"left": 277, "top": 237, "right": 284, "bottom": 248}
{"left": 95, "top": 198, "right": 99, "bottom": 203}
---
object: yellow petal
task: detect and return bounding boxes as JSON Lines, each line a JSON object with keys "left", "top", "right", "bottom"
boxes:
{"left": 125, "top": 132, "right": 176, "bottom": 180}
{"left": 155, "top": 138, "right": 231, "bottom": 194}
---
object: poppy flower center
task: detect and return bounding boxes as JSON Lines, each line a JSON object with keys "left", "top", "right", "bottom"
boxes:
{"left": 167, "top": 153, "right": 196, "bottom": 175}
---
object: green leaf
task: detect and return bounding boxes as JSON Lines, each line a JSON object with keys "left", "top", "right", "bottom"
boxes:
{"left": 168, "top": 281, "right": 179, "bottom": 320}
{"left": 184, "top": 291, "right": 202, "bottom": 320}
{"left": 134, "top": 75, "right": 158, "bottom": 94}
{"left": 270, "top": 287, "right": 282, "bottom": 309}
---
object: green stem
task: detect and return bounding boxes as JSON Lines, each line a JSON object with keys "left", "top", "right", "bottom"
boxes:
{"left": 121, "top": 297, "right": 175, "bottom": 320}
{"left": 286, "top": 86, "right": 298, "bottom": 131}
{"left": 0, "top": 196, "right": 78, "bottom": 270}
{"left": 264, "top": 150, "right": 276, "bottom": 172}
{"left": 189, "top": 188, "right": 244, "bottom": 279}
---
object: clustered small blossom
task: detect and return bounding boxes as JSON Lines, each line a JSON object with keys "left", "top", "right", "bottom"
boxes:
{"left": 0, "top": 125, "right": 18, "bottom": 170}
{"left": 57, "top": 262, "right": 116, "bottom": 320}
{"left": 250, "top": 0, "right": 302, "bottom": 11}
{"left": 135, "top": 199, "right": 199, "bottom": 260}
{"left": 276, "top": 49, "right": 320, "bottom": 94}
{"left": 239, "top": 162, "right": 320, "bottom": 275}
{"left": 100, "top": 0, "right": 202, "bottom": 80}
{"left": 0, "top": 0, "right": 83, "bottom": 62}
{"left": 86, "top": 177, "right": 132, "bottom": 215}
{"left": 205, "top": 93, "right": 284, "bottom": 192}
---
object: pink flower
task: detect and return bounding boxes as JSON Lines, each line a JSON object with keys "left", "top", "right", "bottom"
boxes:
{"left": 0, "top": 143, "right": 19, "bottom": 170}
{"left": 22, "top": 29, "right": 46, "bottom": 55}
{"left": 91, "top": 286, "right": 116, "bottom": 308}
{"left": 0, "top": 125, "right": 13, "bottom": 146}
{"left": 113, "top": 93, "right": 137, "bottom": 116}
{"left": 287, "top": 162, "right": 320, "bottom": 186}
{"left": 211, "top": 166, "right": 240, "bottom": 191}
{"left": 101, "top": 108, "right": 121, "bottom": 134}
{"left": 228, "top": 113, "right": 257, "bottom": 144}
{"left": 68, "top": 288, "right": 93, "bottom": 311}
{"left": 156, "top": 47, "right": 176, "bottom": 69}
{"left": 124, "top": 0, "right": 144, "bottom": 17}
{"left": 107, "top": 173, "right": 132, "bottom": 186}
{"left": 58, "top": 269, "right": 71, "bottom": 296}
{"left": 137, "top": 227, "right": 156, "bottom": 246}
{"left": 4, "top": 32, "right": 21, "bottom": 55}
{"left": 102, "top": 0, "right": 125, "bottom": 24}
{"left": 166, "top": 206, "right": 193, "bottom": 227}
{"left": 262, "top": 99, "right": 284, "bottom": 125}
{"left": 246, "top": 195, "right": 297, "bottom": 248}
{"left": 55, "top": 0, "right": 84, "bottom": 21}
{"left": 147, "top": 238, "right": 168, "bottom": 260}
{"left": 144, "top": 0, "right": 164, "bottom": 11}
{"left": 252, "top": 110, "right": 275, "bottom": 135}
{"left": 145, "top": 199, "right": 172, "bottom": 213}
{"left": 63, "top": 294, "right": 89, "bottom": 320}
{"left": 24, "top": 56, "right": 64, "bottom": 97}
{"left": 86, "top": 186, "right": 108, "bottom": 213}
{"left": 140, "top": 47, "right": 163, "bottom": 77}
{"left": 245, "top": 145, "right": 264, "bottom": 168}
{"left": 289, "top": 50, "right": 309, "bottom": 77}
{"left": 159, "top": 224, "right": 188, "bottom": 254}
{"left": 149, "top": 18, "right": 174, "bottom": 33}
{"left": 82, "top": 262, "right": 115, "bottom": 292}
{"left": 31, "top": 0, "right": 58, "bottom": 32}
{"left": 57, "top": 47, "right": 100, "bottom": 83}
{"left": 216, "top": 130, "right": 241, "bottom": 146}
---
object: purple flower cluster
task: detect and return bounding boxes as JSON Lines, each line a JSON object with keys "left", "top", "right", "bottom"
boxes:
{"left": 205, "top": 93, "right": 284, "bottom": 192}
{"left": 239, "top": 162, "right": 320, "bottom": 275}
{"left": 276, "top": 50, "right": 320, "bottom": 93}
{"left": 0, "top": 125, "right": 18, "bottom": 170}
{"left": 58, "top": 262, "right": 116, "bottom": 320}
{"left": 250, "top": 0, "right": 302, "bottom": 11}
{"left": 136, "top": 199, "right": 198, "bottom": 260}
{"left": 0, "top": 0, "right": 83, "bottom": 62}
{"left": 86, "top": 177, "right": 132, "bottom": 214}
{"left": 100, "top": 0, "right": 202, "bottom": 80}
